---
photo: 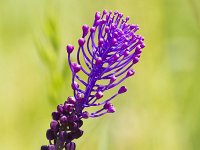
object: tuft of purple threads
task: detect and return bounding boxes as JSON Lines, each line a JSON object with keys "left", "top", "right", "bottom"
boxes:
{"left": 41, "top": 10, "right": 145, "bottom": 150}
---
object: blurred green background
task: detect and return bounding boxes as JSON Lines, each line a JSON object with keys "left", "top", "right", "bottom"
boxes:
{"left": 0, "top": 0, "right": 200, "bottom": 150}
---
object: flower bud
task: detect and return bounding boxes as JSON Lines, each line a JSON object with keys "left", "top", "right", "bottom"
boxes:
{"left": 71, "top": 81, "right": 79, "bottom": 90}
{"left": 50, "top": 120, "right": 59, "bottom": 131}
{"left": 71, "top": 63, "right": 81, "bottom": 73}
{"left": 82, "top": 111, "right": 90, "bottom": 119}
{"left": 65, "top": 142, "right": 76, "bottom": 150}
{"left": 67, "top": 96, "right": 76, "bottom": 104}
{"left": 48, "top": 145, "right": 56, "bottom": 150}
{"left": 66, "top": 44, "right": 74, "bottom": 54}
{"left": 133, "top": 57, "right": 139, "bottom": 64}
{"left": 52, "top": 111, "right": 60, "bottom": 121}
{"left": 118, "top": 86, "right": 127, "bottom": 94}
{"left": 95, "top": 12, "right": 101, "bottom": 20}
{"left": 60, "top": 116, "right": 68, "bottom": 125}
{"left": 82, "top": 25, "right": 89, "bottom": 37}
{"left": 95, "top": 91, "right": 103, "bottom": 99}
{"left": 107, "top": 106, "right": 116, "bottom": 113}
{"left": 46, "top": 129, "right": 55, "bottom": 140}
{"left": 126, "top": 69, "right": 135, "bottom": 77}
{"left": 41, "top": 145, "right": 48, "bottom": 150}
{"left": 78, "top": 38, "right": 85, "bottom": 46}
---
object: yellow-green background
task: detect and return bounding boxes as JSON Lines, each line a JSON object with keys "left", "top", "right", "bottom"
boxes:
{"left": 0, "top": 0, "right": 200, "bottom": 150}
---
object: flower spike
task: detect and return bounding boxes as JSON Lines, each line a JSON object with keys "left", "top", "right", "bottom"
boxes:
{"left": 42, "top": 10, "right": 145, "bottom": 150}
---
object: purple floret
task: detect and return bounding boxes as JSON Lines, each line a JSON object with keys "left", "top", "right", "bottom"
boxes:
{"left": 42, "top": 10, "right": 145, "bottom": 150}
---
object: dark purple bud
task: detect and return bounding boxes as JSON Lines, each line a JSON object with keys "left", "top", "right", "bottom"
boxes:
{"left": 71, "top": 81, "right": 79, "bottom": 90}
{"left": 63, "top": 104, "right": 74, "bottom": 112}
{"left": 63, "top": 132, "right": 69, "bottom": 142}
{"left": 126, "top": 69, "right": 135, "bottom": 77}
{"left": 76, "top": 120, "right": 83, "bottom": 128}
{"left": 118, "top": 86, "right": 127, "bottom": 94}
{"left": 41, "top": 145, "right": 48, "bottom": 150}
{"left": 67, "top": 132, "right": 74, "bottom": 141}
{"left": 72, "top": 129, "right": 83, "bottom": 139}
{"left": 48, "top": 145, "right": 55, "bottom": 150}
{"left": 78, "top": 38, "right": 85, "bottom": 46}
{"left": 68, "top": 115, "right": 78, "bottom": 122}
{"left": 95, "top": 91, "right": 103, "bottom": 99}
{"left": 46, "top": 129, "right": 55, "bottom": 140}
{"left": 66, "top": 44, "right": 74, "bottom": 54}
{"left": 52, "top": 111, "right": 60, "bottom": 121}
{"left": 82, "top": 111, "right": 89, "bottom": 119}
{"left": 67, "top": 96, "right": 76, "bottom": 104}
{"left": 59, "top": 131, "right": 65, "bottom": 142}
{"left": 110, "top": 75, "right": 116, "bottom": 83}
{"left": 57, "top": 104, "right": 63, "bottom": 113}
{"left": 71, "top": 62, "right": 81, "bottom": 73}
{"left": 82, "top": 25, "right": 89, "bottom": 37}
{"left": 69, "top": 122, "right": 78, "bottom": 131}
{"left": 62, "top": 111, "right": 70, "bottom": 117}
{"left": 95, "top": 57, "right": 102, "bottom": 65}
{"left": 60, "top": 116, "right": 68, "bottom": 125}
{"left": 59, "top": 131, "right": 68, "bottom": 142}
{"left": 65, "top": 142, "right": 76, "bottom": 150}
{"left": 50, "top": 120, "right": 59, "bottom": 131}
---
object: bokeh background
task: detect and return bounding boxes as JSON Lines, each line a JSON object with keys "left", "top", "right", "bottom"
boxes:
{"left": 0, "top": 0, "right": 200, "bottom": 150}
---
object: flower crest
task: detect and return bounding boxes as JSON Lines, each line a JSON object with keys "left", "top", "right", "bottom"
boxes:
{"left": 67, "top": 10, "right": 145, "bottom": 118}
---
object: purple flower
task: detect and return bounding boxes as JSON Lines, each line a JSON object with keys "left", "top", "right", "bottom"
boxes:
{"left": 42, "top": 10, "right": 145, "bottom": 150}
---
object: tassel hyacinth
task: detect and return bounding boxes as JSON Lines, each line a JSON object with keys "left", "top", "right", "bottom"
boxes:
{"left": 41, "top": 10, "right": 145, "bottom": 150}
